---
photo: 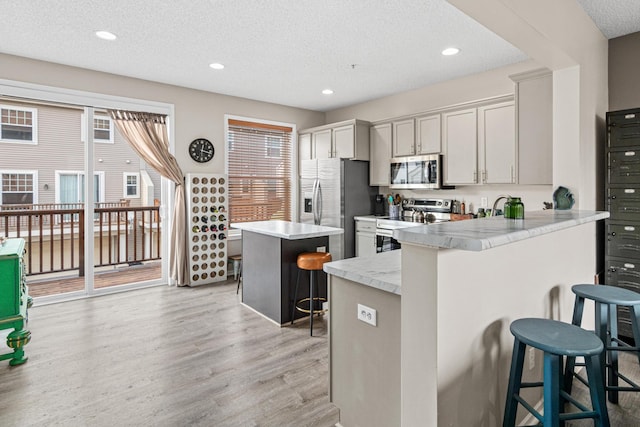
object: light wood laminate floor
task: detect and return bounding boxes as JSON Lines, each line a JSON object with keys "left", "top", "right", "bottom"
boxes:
{"left": 0, "top": 281, "right": 339, "bottom": 427}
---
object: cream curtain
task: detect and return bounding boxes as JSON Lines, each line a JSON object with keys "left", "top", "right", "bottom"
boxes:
{"left": 108, "top": 110, "right": 189, "bottom": 286}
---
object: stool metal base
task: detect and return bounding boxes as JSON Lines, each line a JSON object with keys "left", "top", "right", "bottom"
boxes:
{"left": 294, "top": 297, "right": 327, "bottom": 315}
{"left": 291, "top": 265, "right": 327, "bottom": 336}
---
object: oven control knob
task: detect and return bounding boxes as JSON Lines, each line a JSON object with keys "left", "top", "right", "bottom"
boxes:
{"left": 437, "top": 201, "right": 442, "bottom": 206}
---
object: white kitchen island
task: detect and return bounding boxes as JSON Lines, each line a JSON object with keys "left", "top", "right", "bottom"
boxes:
{"left": 323, "top": 210, "right": 608, "bottom": 427}
{"left": 232, "top": 220, "right": 343, "bottom": 325}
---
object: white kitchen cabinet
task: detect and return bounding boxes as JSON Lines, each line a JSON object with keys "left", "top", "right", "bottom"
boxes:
{"left": 478, "top": 101, "right": 516, "bottom": 184}
{"left": 299, "top": 133, "right": 311, "bottom": 170}
{"left": 370, "top": 123, "right": 393, "bottom": 186}
{"left": 392, "top": 119, "right": 416, "bottom": 157}
{"left": 443, "top": 108, "right": 478, "bottom": 185}
{"left": 312, "top": 129, "right": 333, "bottom": 159}
{"left": 416, "top": 114, "right": 441, "bottom": 154}
{"left": 355, "top": 219, "right": 377, "bottom": 257}
{"left": 302, "top": 119, "right": 370, "bottom": 161}
{"left": 443, "top": 101, "right": 516, "bottom": 185}
{"left": 511, "top": 69, "right": 553, "bottom": 184}
{"left": 392, "top": 115, "right": 441, "bottom": 157}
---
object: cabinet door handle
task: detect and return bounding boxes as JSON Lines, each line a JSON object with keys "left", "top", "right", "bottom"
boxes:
{"left": 482, "top": 170, "right": 487, "bottom": 183}
{"left": 473, "top": 170, "right": 478, "bottom": 183}
{"left": 511, "top": 165, "right": 515, "bottom": 183}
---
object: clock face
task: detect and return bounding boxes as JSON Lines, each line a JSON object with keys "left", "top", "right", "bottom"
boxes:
{"left": 189, "top": 138, "right": 214, "bottom": 163}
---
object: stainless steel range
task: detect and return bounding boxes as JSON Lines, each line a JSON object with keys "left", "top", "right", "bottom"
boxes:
{"left": 375, "top": 198, "right": 454, "bottom": 252}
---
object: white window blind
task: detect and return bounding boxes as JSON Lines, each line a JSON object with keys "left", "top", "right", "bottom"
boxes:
{"left": 227, "top": 119, "right": 292, "bottom": 224}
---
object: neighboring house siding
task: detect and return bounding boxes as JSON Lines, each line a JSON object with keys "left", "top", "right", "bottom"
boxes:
{"left": 0, "top": 100, "right": 161, "bottom": 206}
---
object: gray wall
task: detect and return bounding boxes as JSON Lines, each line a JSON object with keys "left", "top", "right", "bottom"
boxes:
{"left": 609, "top": 31, "right": 640, "bottom": 112}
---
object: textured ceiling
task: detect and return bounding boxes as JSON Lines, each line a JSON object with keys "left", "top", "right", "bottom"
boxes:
{"left": 576, "top": 0, "right": 640, "bottom": 39}
{"left": 1, "top": 1, "right": 638, "bottom": 112}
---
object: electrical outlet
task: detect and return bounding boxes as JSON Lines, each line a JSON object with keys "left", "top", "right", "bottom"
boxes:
{"left": 316, "top": 246, "right": 326, "bottom": 252}
{"left": 357, "top": 303, "right": 377, "bottom": 326}
{"left": 528, "top": 347, "right": 535, "bottom": 370}
{"left": 481, "top": 197, "right": 488, "bottom": 207}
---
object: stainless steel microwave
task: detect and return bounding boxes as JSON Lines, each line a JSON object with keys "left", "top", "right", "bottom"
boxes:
{"left": 389, "top": 154, "right": 443, "bottom": 189}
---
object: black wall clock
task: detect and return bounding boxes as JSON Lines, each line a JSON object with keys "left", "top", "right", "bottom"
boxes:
{"left": 189, "top": 138, "right": 214, "bottom": 163}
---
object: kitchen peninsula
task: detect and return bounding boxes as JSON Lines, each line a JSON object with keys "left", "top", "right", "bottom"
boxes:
{"left": 324, "top": 210, "right": 608, "bottom": 426}
{"left": 232, "top": 220, "right": 343, "bottom": 325}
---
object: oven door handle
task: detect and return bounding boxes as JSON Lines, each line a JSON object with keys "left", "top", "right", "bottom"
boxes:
{"left": 375, "top": 228, "right": 394, "bottom": 238}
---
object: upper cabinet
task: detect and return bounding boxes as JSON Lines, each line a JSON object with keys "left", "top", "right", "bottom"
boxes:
{"left": 391, "top": 115, "right": 441, "bottom": 157}
{"left": 312, "top": 128, "right": 333, "bottom": 159}
{"left": 392, "top": 119, "right": 416, "bottom": 157}
{"left": 300, "top": 119, "right": 370, "bottom": 161}
{"left": 299, "top": 133, "right": 312, "bottom": 162}
{"left": 443, "top": 100, "right": 516, "bottom": 185}
{"left": 511, "top": 69, "right": 553, "bottom": 185}
{"left": 443, "top": 108, "right": 478, "bottom": 184}
{"left": 370, "top": 123, "right": 392, "bottom": 186}
{"left": 416, "top": 114, "right": 441, "bottom": 155}
{"left": 478, "top": 102, "right": 516, "bottom": 184}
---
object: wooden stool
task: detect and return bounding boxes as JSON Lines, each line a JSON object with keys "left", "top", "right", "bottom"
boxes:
{"left": 503, "top": 318, "right": 609, "bottom": 427}
{"left": 565, "top": 284, "right": 640, "bottom": 403}
{"left": 291, "top": 252, "right": 332, "bottom": 336}
{"left": 229, "top": 255, "right": 242, "bottom": 294}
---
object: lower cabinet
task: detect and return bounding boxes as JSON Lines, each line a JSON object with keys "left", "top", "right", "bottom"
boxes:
{"left": 0, "top": 238, "right": 31, "bottom": 366}
{"left": 355, "top": 219, "right": 376, "bottom": 257}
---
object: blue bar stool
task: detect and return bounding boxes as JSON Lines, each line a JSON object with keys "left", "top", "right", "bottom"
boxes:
{"left": 503, "top": 318, "right": 609, "bottom": 427}
{"left": 564, "top": 284, "right": 640, "bottom": 403}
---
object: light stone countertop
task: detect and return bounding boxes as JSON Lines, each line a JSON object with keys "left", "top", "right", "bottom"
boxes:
{"left": 232, "top": 220, "right": 343, "bottom": 240}
{"left": 323, "top": 251, "right": 401, "bottom": 295}
{"left": 395, "top": 210, "right": 609, "bottom": 251}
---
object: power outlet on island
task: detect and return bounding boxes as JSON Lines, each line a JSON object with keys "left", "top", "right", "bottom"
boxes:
{"left": 357, "top": 303, "right": 377, "bottom": 327}
{"left": 316, "top": 246, "right": 326, "bottom": 252}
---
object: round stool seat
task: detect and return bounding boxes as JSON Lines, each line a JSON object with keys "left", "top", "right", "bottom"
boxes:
{"left": 297, "top": 252, "right": 332, "bottom": 271}
{"left": 572, "top": 283, "right": 640, "bottom": 306}
{"left": 511, "top": 318, "right": 603, "bottom": 357}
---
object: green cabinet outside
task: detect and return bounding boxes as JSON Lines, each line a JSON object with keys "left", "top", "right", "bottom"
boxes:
{"left": 0, "top": 238, "right": 31, "bottom": 366}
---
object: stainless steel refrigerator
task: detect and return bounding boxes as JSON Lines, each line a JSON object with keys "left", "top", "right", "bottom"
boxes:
{"left": 300, "top": 158, "right": 378, "bottom": 260}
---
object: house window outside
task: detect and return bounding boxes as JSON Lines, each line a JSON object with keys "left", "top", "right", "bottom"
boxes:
{"left": 93, "top": 116, "right": 114, "bottom": 143}
{"left": 0, "top": 171, "right": 36, "bottom": 205}
{"left": 227, "top": 118, "right": 293, "bottom": 224}
{"left": 0, "top": 105, "right": 38, "bottom": 144}
{"left": 123, "top": 172, "right": 140, "bottom": 198}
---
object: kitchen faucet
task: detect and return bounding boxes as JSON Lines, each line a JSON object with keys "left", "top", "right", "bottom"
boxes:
{"left": 491, "top": 195, "right": 511, "bottom": 217}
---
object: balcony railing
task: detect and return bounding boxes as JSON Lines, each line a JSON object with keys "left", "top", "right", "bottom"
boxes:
{"left": 0, "top": 202, "right": 161, "bottom": 277}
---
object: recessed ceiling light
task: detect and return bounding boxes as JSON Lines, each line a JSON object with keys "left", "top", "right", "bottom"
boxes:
{"left": 95, "top": 31, "right": 117, "bottom": 41}
{"left": 322, "top": 89, "right": 334, "bottom": 95}
{"left": 442, "top": 47, "right": 460, "bottom": 56}
{"left": 209, "top": 63, "right": 225, "bottom": 70}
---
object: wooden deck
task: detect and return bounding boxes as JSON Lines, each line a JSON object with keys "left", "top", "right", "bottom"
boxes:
{"left": 27, "top": 261, "right": 163, "bottom": 297}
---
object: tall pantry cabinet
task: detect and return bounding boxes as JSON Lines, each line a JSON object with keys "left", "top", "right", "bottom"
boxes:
{"left": 605, "top": 108, "right": 640, "bottom": 339}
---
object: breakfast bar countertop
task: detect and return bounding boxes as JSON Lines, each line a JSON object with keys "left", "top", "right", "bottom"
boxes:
{"left": 232, "top": 220, "right": 343, "bottom": 240}
{"left": 323, "top": 251, "right": 401, "bottom": 295}
{"left": 395, "top": 210, "right": 609, "bottom": 251}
